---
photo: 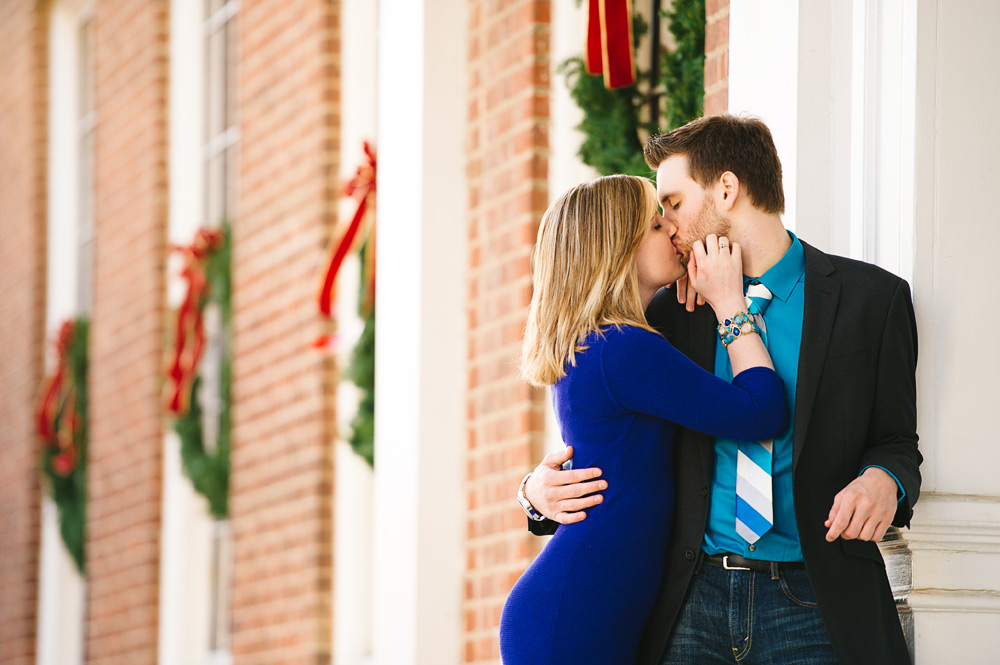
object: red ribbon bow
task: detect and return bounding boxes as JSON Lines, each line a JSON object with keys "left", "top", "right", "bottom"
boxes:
{"left": 35, "top": 320, "right": 80, "bottom": 476}
{"left": 314, "top": 142, "right": 377, "bottom": 349}
{"left": 586, "top": 0, "right": 636, "bottom": 89}
{"left": 165, "top": 228, "right": 226, "bottom": 416}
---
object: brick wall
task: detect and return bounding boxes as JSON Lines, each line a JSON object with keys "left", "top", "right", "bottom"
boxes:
{"left": 0, "top": 2, "right": 47, "bottom": 663}
{"left": 232, "top": 1, "right": 339, "bottom": 662}
{"left": 704, "top": 0, "right": 729, "bottom": 115}
{"left": 464, "top": 2, "right": 550, "bottom": 663}
{"left": 86, "top": 1, "right": 169, "bottom": 662}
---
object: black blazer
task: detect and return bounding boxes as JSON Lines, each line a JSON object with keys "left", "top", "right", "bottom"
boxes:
{"left": 530, "top": 241, "right": 921, "bottom": 665}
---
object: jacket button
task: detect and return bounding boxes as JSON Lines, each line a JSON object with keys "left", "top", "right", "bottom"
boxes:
{"left": 701, "top": 487, "right": 708, "bottom": 497}
{"left": 685, "top": 549, "right": 695, "bottom": 561}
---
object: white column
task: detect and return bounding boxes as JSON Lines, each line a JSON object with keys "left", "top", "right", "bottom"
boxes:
{"left": 159, "top": 2, "right": 215, "bottom": 664}
{"left": 37, "top": 4, "right": 89, "bottom": 664}
{"left": 332, "top": 0, "right": 377, "bottom": 663}
{"left": 906, "top": 1, "right": 1000, "bottom": 661}
{"left": 728, "top": 0, "right": 800, "bottom": 235}
{"left": 373, "top": 0, "right": 468, "bottom": 663}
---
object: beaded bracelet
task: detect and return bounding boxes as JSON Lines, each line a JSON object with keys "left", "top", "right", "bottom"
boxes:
{"left": 717, "top": 310, "right": 760, "bottom": 348}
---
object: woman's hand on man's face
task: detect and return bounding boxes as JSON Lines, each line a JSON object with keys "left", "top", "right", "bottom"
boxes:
{"left": 687, "top": 234, "right": 745, "bottom": 315}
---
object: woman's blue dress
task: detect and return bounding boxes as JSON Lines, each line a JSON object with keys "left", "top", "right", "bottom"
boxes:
{"left": 499, "top": 325, "right": 786, "bottom": 664}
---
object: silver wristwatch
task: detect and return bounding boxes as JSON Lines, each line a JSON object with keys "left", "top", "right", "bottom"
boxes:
{"left": 517, "top": 472, "right": 547, "bottom": 521}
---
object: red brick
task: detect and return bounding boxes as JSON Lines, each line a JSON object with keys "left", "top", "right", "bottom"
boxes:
{"left": 85, "top": 1, "right": 170, "bottom": 662}
{"left": 0, "top": 2, "right": 46, "bottom": 662}
{"left": 232, "top": 1, "right": 339, "bottom": 662}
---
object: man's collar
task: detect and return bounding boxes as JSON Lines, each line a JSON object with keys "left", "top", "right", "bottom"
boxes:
{"left": 744, "top": 231, "right": 805, "bottom": 302}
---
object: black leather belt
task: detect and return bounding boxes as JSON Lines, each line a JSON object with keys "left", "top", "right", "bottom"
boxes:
{"left": 703, "top": 552, "right": 805, "bottom": 573}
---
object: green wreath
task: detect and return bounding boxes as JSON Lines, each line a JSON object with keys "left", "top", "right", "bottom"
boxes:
{"left": 39, "top": 318, "right": 89, "bottom": 574}
{"left": 344, "top": 237, "right": 375, "bottom": 467}
{"left": 171, "top": 226, "right": 231, "bottom": 519}
{"left": 563, "top": 0, "right": 705, "bottom": 177}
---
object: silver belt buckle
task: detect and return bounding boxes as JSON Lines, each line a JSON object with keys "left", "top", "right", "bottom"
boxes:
{"left": 722, "top": 555, "right": 751, "bottom": 571}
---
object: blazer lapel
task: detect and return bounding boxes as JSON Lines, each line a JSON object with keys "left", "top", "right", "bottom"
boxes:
{"left": 688, "top": 304, "right": 718, "bottom": 475}
{"left": 793, "top": 242, "right": 840, "bottom": 470}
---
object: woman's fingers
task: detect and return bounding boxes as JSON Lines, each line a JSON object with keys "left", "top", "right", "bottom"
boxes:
{"left": 705, "top": 233, "right": 719, "bottom": 256}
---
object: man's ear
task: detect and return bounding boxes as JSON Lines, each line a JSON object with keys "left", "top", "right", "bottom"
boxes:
{"left": 718, "top": 171, "right": 739, "bottom": 211}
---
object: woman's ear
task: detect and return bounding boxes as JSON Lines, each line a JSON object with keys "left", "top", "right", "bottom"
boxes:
{"left": 718, "top": 171, "right": 739, "bottom": 211}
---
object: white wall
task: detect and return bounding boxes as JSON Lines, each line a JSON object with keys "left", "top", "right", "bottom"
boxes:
{"left": 372, "top": 0, "right": 468, "bottom": 663}
{"left": 728, "top": 0, "right": 800, "bottom": 236}
{"left": 905, "top": 1, "right": 1000, "bottom": 660}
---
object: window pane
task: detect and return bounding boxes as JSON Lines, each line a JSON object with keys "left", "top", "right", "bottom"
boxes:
{"left": 206, "top": 152, "right": 226, "bottom": 224}
{"left": 206, "top": 27, "right": 226, "bottom": 141}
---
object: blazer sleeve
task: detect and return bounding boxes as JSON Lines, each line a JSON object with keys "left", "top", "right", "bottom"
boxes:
{"left": 858, "top": 279, "right": 922, "bottom": 527}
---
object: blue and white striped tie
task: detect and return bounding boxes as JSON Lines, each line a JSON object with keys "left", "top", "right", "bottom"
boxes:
{"left": 736, "top": 281, "right": 774, "bottom": 544}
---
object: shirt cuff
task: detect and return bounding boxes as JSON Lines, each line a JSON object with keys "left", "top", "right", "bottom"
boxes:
{"left": 860, "top": 465, "right": 906, "bottom": 505}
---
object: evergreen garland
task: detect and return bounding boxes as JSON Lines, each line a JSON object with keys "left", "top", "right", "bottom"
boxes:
{"left": 39, "top": 318, "right": 88, "bottom": 574}
{"left": 345, "top": 311, "right": 374, "bottom": 467}
{"left": 564, "top": 1, "right": 706, "bottom": 176}
{"left": 172, "top": 225, "right": 232, "bottom": 519}
{"left": 660, "top": 0, "right": 706, "bottom": 131}
{"left": 560, "top": 14, "right": 652, "bottom": 177}
{"left": 344, "top": 238, "right": 375, "bottom": 467}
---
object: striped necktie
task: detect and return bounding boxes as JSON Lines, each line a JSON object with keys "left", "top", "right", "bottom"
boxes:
{"left": 735, "top": 280, "right": 774, "bottom": 545}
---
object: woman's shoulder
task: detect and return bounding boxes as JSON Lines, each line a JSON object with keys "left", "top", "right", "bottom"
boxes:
{"left": 588, "top": 324, "right": 672, "bottom": 362}
{"left": 597, "top": 323, "right": 667, "bottom": 346}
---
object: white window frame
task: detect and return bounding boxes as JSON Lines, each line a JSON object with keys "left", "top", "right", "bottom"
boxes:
{"left": 37, "top": 2, "right": 94, "bottom": 665}
{"left": 160, "top": 2, "right": 238, "bottom": 665}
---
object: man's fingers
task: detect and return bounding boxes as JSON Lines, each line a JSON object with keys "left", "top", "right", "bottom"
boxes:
{"left": 857, "top": 516, "right": 881, "bottom": 542}
{"left": 825, "top": 500, "right": 853, "bottom": 542}
{"left": 545, "top": 478, "right": 607, "bottom": 503}
{"left": 872, "top": 519, "right": 891, "bottom": 542}
{"left": 551, "top": 467, "right": 603, "bottom": 486}
{"left": 553, "top": 510, "right": 588, "bottom": 525}
{"left": 840, "top": 509, "right": 869, "bottom": 540}
{"left": 556, "top": 495, "right": 604, "bottom": 513}
{"left": 540, "top": 445, "right": 574, "bottom": 469}
{"left": 687, "top": 276, "right": 702, "bottom": 310}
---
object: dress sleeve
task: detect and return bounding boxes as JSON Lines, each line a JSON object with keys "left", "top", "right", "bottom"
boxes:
{"left": 600, "top": 327, "right": 787, "bottom": 441}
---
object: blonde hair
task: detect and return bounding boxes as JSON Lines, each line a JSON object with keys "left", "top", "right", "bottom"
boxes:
{"left": 521, "top": 175, "right": 660, "bottom": 387}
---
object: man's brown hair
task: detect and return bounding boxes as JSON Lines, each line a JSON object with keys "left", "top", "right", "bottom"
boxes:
{"left": 643, "top": 114, "right": 785, "bottom": 214}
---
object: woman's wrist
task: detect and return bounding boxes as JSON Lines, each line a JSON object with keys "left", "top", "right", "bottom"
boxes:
{"left": 712, "top": 297, "right": 747, "bottom": 323}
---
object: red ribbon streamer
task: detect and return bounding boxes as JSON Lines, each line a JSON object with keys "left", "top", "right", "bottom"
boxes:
{"left": 165, "top": 228, "right": 225, "bottom": 416}
{"left": 35, "top": 320, "right": 80, "bottom": 476}
{"left": 314, "top": 142, "right": 377, "bottom": 348}
{"left": 585, "top": 0, "right": 636, "bottom": 89}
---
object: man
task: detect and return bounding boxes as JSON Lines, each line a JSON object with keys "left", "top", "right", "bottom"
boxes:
{"left": 517, "top": 115, "right": 920, "bottom": 664}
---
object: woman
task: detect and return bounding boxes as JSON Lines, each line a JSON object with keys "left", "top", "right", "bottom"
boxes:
{"left": 499, "top": 175, "right": 786, "bottom": 664}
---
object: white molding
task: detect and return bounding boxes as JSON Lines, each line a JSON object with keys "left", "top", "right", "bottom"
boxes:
{"left": 160, "top": 2, "right": 218, "bottom": 665}
{"left": 332, "top": 1, "right": 378, "bottom": 663}
{"left": 38, "top": 3, "right": 90, "bottom": 662}
{"left": 908, "top": 493, "right": 1000, "bottom": 555}
{"left": 373, "top": 0, "right": 467, "bottom": 663}
{"left": 909, "top": 589, "right": 1000, "bottom": 614}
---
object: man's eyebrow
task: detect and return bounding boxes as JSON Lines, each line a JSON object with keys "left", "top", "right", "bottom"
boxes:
{"left": 659, "top": 192, "right": 678, "bottom": 205}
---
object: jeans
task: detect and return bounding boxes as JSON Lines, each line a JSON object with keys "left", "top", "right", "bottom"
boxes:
{"left": 660, "top": 555, "right": 838, "bottom": 665}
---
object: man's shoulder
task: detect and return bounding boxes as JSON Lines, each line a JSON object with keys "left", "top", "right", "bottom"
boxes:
{"left": 803, "top": 242, "right": 909, "bottom": 300}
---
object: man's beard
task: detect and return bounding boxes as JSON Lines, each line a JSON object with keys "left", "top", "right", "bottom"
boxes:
{"left": 678, "top": 198, "right": 732, "bottom": 267}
